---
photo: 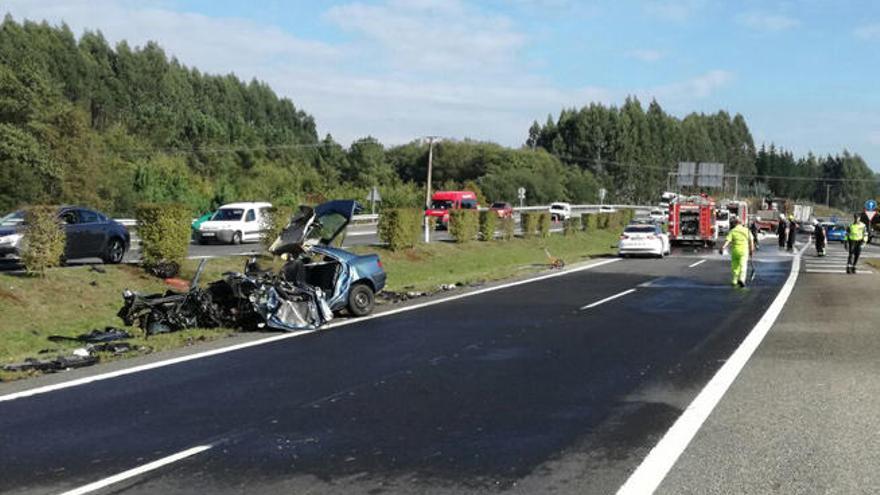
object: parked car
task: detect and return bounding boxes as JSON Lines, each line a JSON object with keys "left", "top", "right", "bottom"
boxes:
{"left": 269, "top": 200, "right": 386, "bottom": 316}
{"left": 618, "top": 224, "right": 671, "bottom": 258}
{"left": 549, "top": 202, "right": 572, "bottom": 221}
{"left": 195, "top": 202, "right": 272, "bottom": 244}
{"left": 489, "top": 202, "right": 513, "bottom": 219}
{"left": 649, "top": 208, "right": 667, "bottom": 223}
{"left": 425, "top": 191, "right": 479, "bottom": 229}
{"left": 824, "top": 222, "right": 847, "bottom": 242}
{"left": 0, "top": 206, "right": 130, "bottom": 264}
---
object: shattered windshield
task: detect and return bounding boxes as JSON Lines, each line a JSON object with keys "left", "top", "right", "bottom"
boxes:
{"left": 211, "top": 208, "right": 244, "bottom": 221}
{"left": 0, "top": 211, "right": 25, "bottom": 226}
{"left": 431, "top": 200, "right": 454, "bottom": 210}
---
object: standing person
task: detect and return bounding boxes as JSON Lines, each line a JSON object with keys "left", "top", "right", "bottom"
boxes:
{"left": 720, "top": 216, "right": 755, "bottom": 287}
{"left": 846, "top": 213, "right": 867, "bottom": 274}
{"left": 814, "top": 219, "right": 826, "bottom": 257}
{"left": 776, "top": 214, "right": 787, "bottom": 249}
{"left": 786, "top": 214, "right": 798, "bottom": 252}
{"left": 749, "top": 218, "right": 760, "bottom": 250}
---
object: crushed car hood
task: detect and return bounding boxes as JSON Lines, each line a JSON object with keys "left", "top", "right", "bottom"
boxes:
{"left": 270, "top": 200, "right": 361, "bottom": 257}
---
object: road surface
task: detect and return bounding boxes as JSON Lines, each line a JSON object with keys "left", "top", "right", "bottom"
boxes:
{"left": 0, "top": 246, "right": 795, "bottom": 494}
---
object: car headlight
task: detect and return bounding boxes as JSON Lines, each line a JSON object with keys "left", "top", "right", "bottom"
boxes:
{"left": 0, "top": 233, "right": 23, "bottom": 246}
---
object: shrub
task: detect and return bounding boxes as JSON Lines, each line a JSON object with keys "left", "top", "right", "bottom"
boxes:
{"left": 499, "top": 216, "right": 515, "bottom": 241}
{"left": 536, "top": 212, "right": 551, "bottom": 238}
{"left": 478, "top": 211, "right": 496, "bottom": 241}
{"left": 449, "top": 209, "right": 479, "bottom": 243}
{"left": 21, "top": 205, "right": 66, "bottom": 275}
{"left": 583, "top": 213, "right": 597, "bottom": 231}
{"left": 135, "top": 203, "right": 191, "bottom": 277}
{"left": 598, "top": 213, "right": 610, "bottom": 230}
{"left": 563, "top": 218, "right": 579, "bottom": 236}
{"left": 378, "top": 208, "right": 421, "bottom": 251}
{"left": 520, "top": 212, "right": 535, "bottom": 239}
{"left": 261, "top": 206, "right": 294, "bottom": 252}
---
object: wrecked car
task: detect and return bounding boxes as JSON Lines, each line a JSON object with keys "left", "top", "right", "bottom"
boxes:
{"left": 118, "top": 200, "right": 386, "bottom": 335}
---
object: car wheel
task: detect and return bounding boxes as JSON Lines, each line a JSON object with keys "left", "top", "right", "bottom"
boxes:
{"left": 347, "top": 283, "right": 375, "bottom": 317}
{"left": 102, "top": 238, "right": 125, "bottom": 264}
{"left": 231, "top": 231, "right": 242, "bottom": 245}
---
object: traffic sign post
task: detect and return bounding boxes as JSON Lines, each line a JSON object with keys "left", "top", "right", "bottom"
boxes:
{"left": 517, "top": 187, "right": 526, "bottom": 208}
{"left": 865, "top": 199, "right": 876, "bottom": 212}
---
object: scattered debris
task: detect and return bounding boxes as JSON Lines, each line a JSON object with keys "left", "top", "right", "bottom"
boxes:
{"left": 89, "top": 265, "right": 107, "bottom": 274}
{"left": 47, "top": 327, "right": 132, "bottom": 344}
{"left": 3, "top": 354, "right": 99, "bottom": 373}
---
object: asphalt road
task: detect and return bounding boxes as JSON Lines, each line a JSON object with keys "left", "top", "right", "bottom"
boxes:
{"left": 0, "top": 247, "right": 794, "bottom": 494}
{"left": 658, "top": 241, "right": 880, "bottom": 494}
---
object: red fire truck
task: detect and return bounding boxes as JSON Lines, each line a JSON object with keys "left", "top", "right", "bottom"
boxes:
{"left": 726, "top": 200, "right": 749, "bottom": 226}
{"left": 668, "top": 194, "right": 718, "bottom": 246}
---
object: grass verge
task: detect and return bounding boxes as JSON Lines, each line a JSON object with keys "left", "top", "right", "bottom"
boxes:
{"left": 0, "top": 230, "right": 618, "bottom": 381}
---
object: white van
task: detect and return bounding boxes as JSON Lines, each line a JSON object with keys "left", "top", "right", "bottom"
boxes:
{"left": 196, "top": 202, "right": 273, "bottom": 245}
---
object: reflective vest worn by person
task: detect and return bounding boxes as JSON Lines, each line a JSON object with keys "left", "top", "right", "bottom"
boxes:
{"left": 848, "top": 222, "right": 866, "bottom": 242}
{"left": 728, "top": 224, "right": 752, "bottom": 256}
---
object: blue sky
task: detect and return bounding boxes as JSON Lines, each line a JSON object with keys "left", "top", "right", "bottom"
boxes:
{"left": 5, "top": 0, "right": 880, "bottom": 168}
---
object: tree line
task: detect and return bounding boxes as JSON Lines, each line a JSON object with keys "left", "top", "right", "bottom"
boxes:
{"left": 0, "top": 16, "right": 877, "bottom": 216}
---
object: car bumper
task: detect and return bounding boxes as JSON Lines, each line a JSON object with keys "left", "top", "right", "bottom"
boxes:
{"left": 0, "top": 246, "right": 20, "bottom": 258}
{"left": 196, "top": 230, "right": 236, "bottom": 243}
{"left": 619, "top": 242, "right": 663, "bottom": 256}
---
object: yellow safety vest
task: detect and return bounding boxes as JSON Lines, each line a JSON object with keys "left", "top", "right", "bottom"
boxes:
{"left": 848, "top": 222, "right": 866, "bottom": 242}
{"left": 728, "top": 225, "right": 751, "bottom": 254}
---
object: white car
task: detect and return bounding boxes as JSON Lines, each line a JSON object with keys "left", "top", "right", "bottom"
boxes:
{"left": 196, "top": 202, "right": 273, "bottom": 245}
{"left": 549, "top": 202, "right": 572, "bottom": 221}
{"left": 598, "top": 205, "right": 617, "bottom": 213}
{"left": 618, "top": 224, "right": 671, "bottom": 258}
{"left": 649, "top": 209, "right": 667, "bottom": 223}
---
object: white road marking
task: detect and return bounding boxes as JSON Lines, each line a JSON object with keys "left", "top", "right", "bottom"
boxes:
{"left": 58, "top": 445, "right": 212, "bottom": 495}
{"left": 0, "top": 258, "right": 621, "bottom": 403}
{"left": 615, "top": 243, "right": 806, "bottom": 495}
{"left": 687, "top": 259, "right": 707, "bottom": 268}
{"left": 580, "top": 289, "right": 637, "bottom": 310}
{"left": 806, "top": 269, "right": 872, "bottom": 274}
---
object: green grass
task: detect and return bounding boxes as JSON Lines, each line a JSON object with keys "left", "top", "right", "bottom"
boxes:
{"left": 0, "top": 230, "right": 618, "bottom": 381}
{"left": 350, "top": 230, "right": 619, "bottom": 292}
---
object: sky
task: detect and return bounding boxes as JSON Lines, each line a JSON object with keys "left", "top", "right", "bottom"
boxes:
{"left": 5, "top": 0, "right": 880, "bottom": 168}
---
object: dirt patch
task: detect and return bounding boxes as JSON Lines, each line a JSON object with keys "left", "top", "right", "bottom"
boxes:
{"left": 402, "top": 249, "right": 426, "bottom": 262}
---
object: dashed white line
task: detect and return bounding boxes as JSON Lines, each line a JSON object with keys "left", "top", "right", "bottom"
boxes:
{"left": 616, "top": 243, "right": 806, "bottom": 495}
{"left": 58, "top": 445, "right": 212, "bottom": 495}
{"left": 580, "top": 288, "right": 637, "bottom": 310}
{"left": 687, "top": 259, "right": 707, "bottom": 268}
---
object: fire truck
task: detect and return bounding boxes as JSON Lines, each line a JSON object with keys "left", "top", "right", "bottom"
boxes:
{"left": 726, "top": 200, "right": 748, "bottom": 226}
{"left": 668, "top": 193, "right": 718, "bottom": 246}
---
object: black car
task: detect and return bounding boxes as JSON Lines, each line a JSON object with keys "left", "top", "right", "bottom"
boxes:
{"left": 0, "top": 206, "right": 130, "bottom": 264}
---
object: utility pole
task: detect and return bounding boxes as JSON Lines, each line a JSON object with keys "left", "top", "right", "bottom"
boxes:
{"left": 423, "top": 136, "right": 439, "bottom": 243}
{"left": 826, "top": 184, "right": 831, "bottom": 208}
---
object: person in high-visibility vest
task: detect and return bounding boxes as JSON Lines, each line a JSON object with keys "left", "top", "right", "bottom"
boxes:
{"left": 846, "top": 213, "right": 867, "bottom": 274}
{"left": 720, "top": 216, "right": 755, "bottom": 287}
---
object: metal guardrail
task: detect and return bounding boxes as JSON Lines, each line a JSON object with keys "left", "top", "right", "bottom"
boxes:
{"left": 114, "top": 206, "right": 653, "bottom": 228}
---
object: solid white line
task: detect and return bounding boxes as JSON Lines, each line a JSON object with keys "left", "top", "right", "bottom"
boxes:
{"left": 580, "top": 288, "right": 636, "bottom": 310}
{"left": 806, "top": 269, "right": 872, "bottom": 274}
{"left": 0, "top": 258, "right": 621, "bottom": 403}
{"left": 58, "top": 445, "right": 212, "bottom": 495}
{"left": 687, "top": 259, "right": 707, "bottom": 268}
{"left": 615, "top": 244, "right": 806, "bottom": 495}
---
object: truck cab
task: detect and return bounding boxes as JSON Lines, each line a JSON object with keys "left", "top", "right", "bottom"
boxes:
{"left": 425, "top": 191, "right": 479, "bottom": 228}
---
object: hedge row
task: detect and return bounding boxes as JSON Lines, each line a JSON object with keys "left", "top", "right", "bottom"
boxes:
{"left": 478, "top": 211, "right": 496, "bottom": 241}
{"left": 378, "top": 208, "right": 422, "bottom": 251}
{"left": 449, "top": 209, "right": 479, "bottom": 243}
{"left": 135, "top": 203, "right": 191, "bottom": 276}
{"left": 21, "top": 205, "right": 66, "bottom": 275}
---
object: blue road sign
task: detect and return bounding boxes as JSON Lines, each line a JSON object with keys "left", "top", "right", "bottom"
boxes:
{"left": 866, "top": 199, "right": 877, "bottom": 211}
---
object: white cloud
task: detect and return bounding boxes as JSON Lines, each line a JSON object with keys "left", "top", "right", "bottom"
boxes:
{"left": 643, "top": 0, "right": 704, "bottom": 22}
{"left": 626, "top": 49, "right": 665, "bottom": 62}
{"left": 737, "top": 12, "right": 800, "bottom": 32}
{"left": 324, "top": 0, "right": 524, "bottom": 74}
{"left": 854, "top": 23, "right": 880, "bottom": 40}
{"left": 1, "top": 0, "right": 735, "bottom": 148}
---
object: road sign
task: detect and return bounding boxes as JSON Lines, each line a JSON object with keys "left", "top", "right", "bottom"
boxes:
{"left": 517, "top": 187, "right": 526, "bottom": 200}
{"left": 866, "top": 210, "right": 877, "bottom": 222}
{"left": 366, "top": 187, "right": 382, "bottom": 202}
{"left": 865, "top": 199, "right": 877, "bottom": 211}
